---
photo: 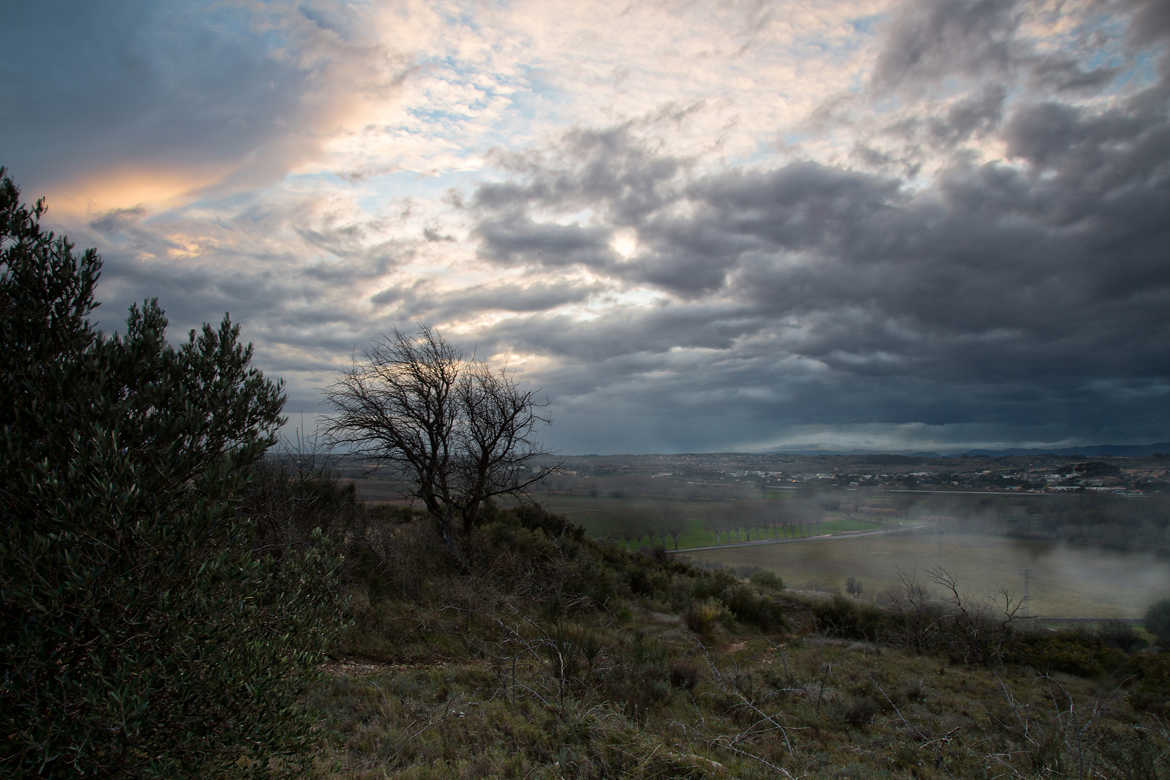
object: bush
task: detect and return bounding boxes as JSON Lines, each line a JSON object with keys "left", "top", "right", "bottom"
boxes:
{"left": 842, "top": 695, "right": 881, "bottom": 727}
{"left": 749, "top": 569, "right": 784, "bottom": 590}
{"left": 1144, "top": 598, "right": 1170, "bottom": 647}
{"left": 669, "top": 661, "right": 699, "bottom": 690}
{"left": 1097, "top": 620, "right": 1146, "bottom": 653}
{"left": 723, "top": 584, "right": 787, "bottom": 631}
{"left": 0, "top": 170, "right": 346, "bottom": 775}
{"left": 685, "top": 598, "right": 729, "bottom": 637}
{"left": 814, "top": 594, "right": 886, "bottom": 642}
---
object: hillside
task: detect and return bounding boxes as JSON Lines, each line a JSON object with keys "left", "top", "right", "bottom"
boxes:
{"left": 293, "top": 503, "right": 1170, "bottom": 778}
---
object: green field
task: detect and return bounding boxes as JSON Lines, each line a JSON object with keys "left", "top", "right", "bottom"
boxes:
{"left": 528, "top": 492, "right": 881, "bottom": 549}
{"left": 682, "top": 531, "right": 1170, "bottom": 619}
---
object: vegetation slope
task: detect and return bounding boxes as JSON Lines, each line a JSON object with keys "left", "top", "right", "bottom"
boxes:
{"left": 299, "top": 491, "right": 1170, "bottom": 779}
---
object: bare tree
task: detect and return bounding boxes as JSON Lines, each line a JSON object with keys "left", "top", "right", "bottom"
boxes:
{"left": 325, "top": 326, "right": 553, "bottom": 558}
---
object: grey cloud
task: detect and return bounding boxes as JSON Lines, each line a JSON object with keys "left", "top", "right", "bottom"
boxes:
{"left": 296, "top": 223, "right": 370, "bottom": 260}
{"left": 1124, "top": 0, "right": 1170, "bottom": 48}
{"left": 871, "top": 0, "right": 1021, "bottom": 90}
{"left": 1002, "top": 98, "right": 1170, "bottom": 233}
{"left": 468, "top": 302, "right": 758, "bottom": 378}
{"left": 477, "top": 124, "right": 686, "bottom": 225}
{"left": 475, "top": 217, "right": 615, "bottom": 269}
{"left": 0, "top": 0, "right": 410, "bottom": 198}
{"left": 1030, "top": 57, "right": 1120, "bottom": 93}
{"left": 370, "top": 279, "right": 604, "bottom": 323}
{"left": 870, "top": 0, "right": 1157, "bottom": 101}
{"left": 463, "top": 91, "right": 1170, "bottom": 449}
{"left": 89, "top": 206, "right": 148, "bottom": 234}
{"left": 10, "top": 0, "right": 1168, "bottom": 454}
{"left": 928, "top": 85, "right": 1006, "bottom": 145}
{"left": 423, "top": 226, "right": 455, "bottom": 242}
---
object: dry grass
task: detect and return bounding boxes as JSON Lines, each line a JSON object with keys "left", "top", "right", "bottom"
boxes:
{"left": 295, "top": 515, "right": 1170, "bottom": 778}
{"left": 306, "top": 619, "right": 1170, "bottom": 778}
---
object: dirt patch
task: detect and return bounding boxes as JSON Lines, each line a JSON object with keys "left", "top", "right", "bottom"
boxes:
{"left": 322, "top": 657, "right": 404, "bottom": 676}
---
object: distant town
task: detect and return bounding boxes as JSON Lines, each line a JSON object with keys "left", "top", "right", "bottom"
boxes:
{"left": 530, "top": 451, "right": 1170, "bottom": 497}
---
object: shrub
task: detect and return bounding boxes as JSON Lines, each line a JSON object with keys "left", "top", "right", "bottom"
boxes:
{"left": 669, "top": 661, "right": 699, "bottom": 690}
{"left": 1144, "top": 598, "right": 1170, "bottom": 647}
{"left": 1097, "top": 619, "right": 1146, "bottom": 652}
{"left": 515, "top": 502, "right": 586, "bottom": 542}
{"left": 814, "top": 594, "right": 886, "bottom": 642}
{"left": 749, "top": 568, "right": 784, "bottom": 590}
{"left": 842, "top": 695, "right": 881, "bottom": 727}
{"left": 597, "top": 632, "right": 673, "bottom": 720}
{"left": 0, "top": 170, "right": 346, "bottom": 775}
{"left": 1128, "top": 653, "right": 1170, "bottom": 714}
{"left": 685, "top": 598, "right": 728, "bottom": 637}
{"left": 690, "top": 569, "right": 740, "bottom": 601}
{"left": 723, "top": 584, "right": 787, "bottom": 631}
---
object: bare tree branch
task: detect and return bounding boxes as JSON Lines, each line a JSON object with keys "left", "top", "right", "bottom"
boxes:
{"left": 325, "top": 326, "right": 553, "bottom": 559}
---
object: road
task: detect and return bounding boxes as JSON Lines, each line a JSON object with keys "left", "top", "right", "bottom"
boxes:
{"left": 667, "top": 523, "right": 931, "bottom": 554}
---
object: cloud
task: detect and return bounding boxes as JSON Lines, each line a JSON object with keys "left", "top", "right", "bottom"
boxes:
{"left": 1124, "top": 0, "right": 1170, "bottom": 49}
{"left": 475, "top": 217, "right": 616, "bottom": 269}
{"left": 454, "top": 74, "right": 1170, "bottom": 448}
{"left": 871, "top": 0, "right": 1023, "bottom": 90}
{"left": 4, "top": 0, "right": 1169, "bottom": 453}
{"left": 0, "top": 0, "right": 415, "bottom": 212}
{"left": 476, "top": 125, "right": 688, "bottom": 224}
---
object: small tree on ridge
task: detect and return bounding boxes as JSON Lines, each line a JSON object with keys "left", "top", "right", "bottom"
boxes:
{"left": 326, "top": 326, "right": 553, "bottom": 559}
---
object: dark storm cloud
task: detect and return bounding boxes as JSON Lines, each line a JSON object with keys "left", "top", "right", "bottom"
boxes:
{"left": 463, "top": 57, "right": 1170, "bottom": 448}
{"left": 475, "top": 217, "right": 615, "bottom": 269}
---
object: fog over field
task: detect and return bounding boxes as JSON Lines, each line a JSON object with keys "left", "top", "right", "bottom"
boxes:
{"left": 330, "top": 449, "right": 1170, "bottom": 619}
{"left": 686, "top": 532, "right": 1170, "bottom": 619}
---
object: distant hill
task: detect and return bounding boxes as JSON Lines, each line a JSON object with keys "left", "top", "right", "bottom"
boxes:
{"left": 764, "top": 442, "right": 1170, "bottom": 458}
{"left": 961, "top": 442, "right": 1170, "bottom": 457}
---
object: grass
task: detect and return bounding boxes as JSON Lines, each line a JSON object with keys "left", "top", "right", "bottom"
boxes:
{"left": 683, "top": 531, "right": 1170, "bottom": 619}
{"left": 293, "top": 508, "right": 1170, "bottom": 778}
{"left": 528, "top": 492, "right": 883, "bottom": 550}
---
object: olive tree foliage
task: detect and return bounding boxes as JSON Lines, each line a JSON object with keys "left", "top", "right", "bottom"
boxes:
{"left": 1146, "top": 598, "right": 1170, "bottom": 647}
{"left": 326, "top": 326, "right": 553, "bottom": 557}
{"left": 0, "top": 169, "right": 345, "bottom": 776}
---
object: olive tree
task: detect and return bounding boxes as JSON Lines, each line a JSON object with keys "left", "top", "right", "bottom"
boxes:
{"left": 0, "top": 169, "right": 345, "bottom": 775}
{"left": 326, "top": 326, "right": 553, "bottom": 558}
{"left": 1146, "top": 598, "right": 1170, "bottom": 647}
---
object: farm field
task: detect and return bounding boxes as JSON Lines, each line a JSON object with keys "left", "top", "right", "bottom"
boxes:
{"left": 528, "top": 492, "right": 882, "bottom": 549}
{"left": 682, "top": 531, "right": 1170, "bottom": 619}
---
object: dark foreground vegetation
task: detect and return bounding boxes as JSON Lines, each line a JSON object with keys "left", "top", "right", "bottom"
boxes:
{"left": 310, "top": 499, "right": 1170, "bottom": 778}
{"left": 1, "top": 170, "right": 347, "bottom": 775}
{"left": 5, "top": 167, "right": 1170, "bottom": 777}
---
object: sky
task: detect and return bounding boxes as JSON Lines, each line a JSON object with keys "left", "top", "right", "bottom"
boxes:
{"left": 2, "top": 0, "right": 1169, "bottom": 455}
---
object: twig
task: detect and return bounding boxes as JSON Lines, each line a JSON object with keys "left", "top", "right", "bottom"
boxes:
{"left": 712, "top": 736, "right": 797, "bottom": 778}
{"left": 694, "top": 637, "right": 796, "bottom": 756}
